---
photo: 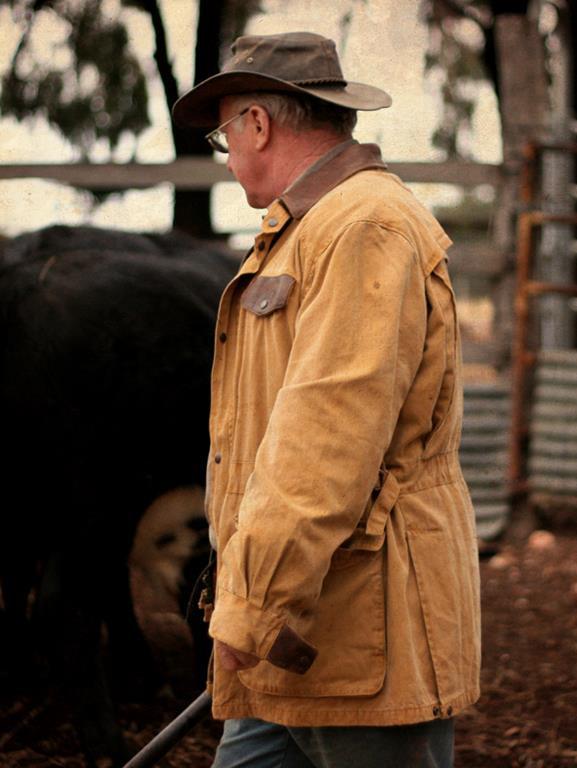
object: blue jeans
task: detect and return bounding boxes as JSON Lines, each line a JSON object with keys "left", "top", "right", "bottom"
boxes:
{"left": 212, "top": 716, "right": 454, "bottom": 768}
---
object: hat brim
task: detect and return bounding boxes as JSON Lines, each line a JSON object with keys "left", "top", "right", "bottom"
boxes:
{"left": 172, "top": 71, "right": 392, "bottom": 128}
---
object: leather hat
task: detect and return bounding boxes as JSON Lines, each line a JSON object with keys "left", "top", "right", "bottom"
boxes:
{"left": 172, "top": 31, "right": 392, "bottom": 128}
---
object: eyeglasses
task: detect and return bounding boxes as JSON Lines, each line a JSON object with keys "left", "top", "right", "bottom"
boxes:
{"left": 205, "top": 107, "right": 250, "bottom": 153}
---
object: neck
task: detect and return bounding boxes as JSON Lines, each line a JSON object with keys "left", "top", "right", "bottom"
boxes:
{"left": 266, "top": 131, "right": 350, "bottom": 205}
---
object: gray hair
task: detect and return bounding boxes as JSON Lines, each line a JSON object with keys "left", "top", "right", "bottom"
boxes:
{"left": 229, "top": 92, "right": 357, "bottom": 136}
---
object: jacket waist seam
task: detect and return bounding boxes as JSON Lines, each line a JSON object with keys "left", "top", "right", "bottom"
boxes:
{"left": 391, "top": 450, "right": 461, "bottom": 491}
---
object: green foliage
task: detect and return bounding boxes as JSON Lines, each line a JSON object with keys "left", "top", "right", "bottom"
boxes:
{"left": 423, "top": 0, "right": 490, "bottom": 160}
{"left": 1, "top": 0, "right": 150, "bottom": 158}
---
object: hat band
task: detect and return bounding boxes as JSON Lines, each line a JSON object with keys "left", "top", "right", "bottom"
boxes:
{"left": 287, "top": 77, "right": 347, "bottom": 86}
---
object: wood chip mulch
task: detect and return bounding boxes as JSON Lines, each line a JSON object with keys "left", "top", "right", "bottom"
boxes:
{"left": 2, "top": 509, "right": 577, "bottom": 767}
{"left": 456, "top": 517, "right": 577, "bottom": 768}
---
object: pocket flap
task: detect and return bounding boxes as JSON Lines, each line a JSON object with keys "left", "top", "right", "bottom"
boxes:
{"left": 241, "top": 274, "right": 295, "bottom": 316}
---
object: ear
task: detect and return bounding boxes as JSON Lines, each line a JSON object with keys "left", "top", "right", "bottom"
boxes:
{"left": 248, "top": 104, "right": 272, "bottom": 151}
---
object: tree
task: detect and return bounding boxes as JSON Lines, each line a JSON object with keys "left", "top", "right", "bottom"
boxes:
{"left": 422, "top": 1, "right": 490, "bottom": 159}
{"left": 0, "top": 0, "right": 261, "bottom": 236}
{"left": 1, "top": 0, "right": 150, "bottom": 157}
{"left": 421, "top": 0, "right": 557, "bottom": 160}
{"left": 423, "top": 0, "right": 577, "bottom": 368}
{"left": 131, "top": 0, "right": 260, "bottom": 236}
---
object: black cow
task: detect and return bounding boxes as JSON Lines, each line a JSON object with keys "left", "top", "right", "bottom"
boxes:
{"left": 0, "top": 226, "right": 237, "bottom": 766}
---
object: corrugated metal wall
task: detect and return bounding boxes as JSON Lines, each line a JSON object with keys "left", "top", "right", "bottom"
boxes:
{"left": 529, "top": 349, "right": 577, "bottom": 498}
{"left": 461, "top": 382, "right": 511, "bottom": 539}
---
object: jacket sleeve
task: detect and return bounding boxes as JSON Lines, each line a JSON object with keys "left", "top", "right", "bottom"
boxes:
{"left": 209, "top": 221, "right": 428, "bottom": 671}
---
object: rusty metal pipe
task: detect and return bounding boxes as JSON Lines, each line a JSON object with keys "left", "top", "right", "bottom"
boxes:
{"left": 510, "top": 213, "right": 536, "bottom": 488}
{"left": 524, "top": 281, "right": 577, "bottom": 297}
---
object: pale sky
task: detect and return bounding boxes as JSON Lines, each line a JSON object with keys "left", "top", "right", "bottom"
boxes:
{"left": 0, "top": 0, "right": 502, "bottom": 239}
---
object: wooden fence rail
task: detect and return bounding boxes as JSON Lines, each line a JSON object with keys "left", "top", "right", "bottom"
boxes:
{"left": 0, "top": 159, "right": 502, "bottom": 190}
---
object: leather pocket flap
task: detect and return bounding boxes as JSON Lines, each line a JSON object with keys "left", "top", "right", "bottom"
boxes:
{"left": 241, "top": 274, "right": 295, "bottom": 316}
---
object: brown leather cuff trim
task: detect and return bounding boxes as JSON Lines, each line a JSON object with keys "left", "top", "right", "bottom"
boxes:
{"left": 266, "top": 625, "right": 318, "bottom": 675}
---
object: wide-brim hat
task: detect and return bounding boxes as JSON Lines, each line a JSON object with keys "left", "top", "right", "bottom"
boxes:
{"left": 172, "top": 32, "right": 392, "bottom": 128}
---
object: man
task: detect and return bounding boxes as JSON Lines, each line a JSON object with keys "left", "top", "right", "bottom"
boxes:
{"left": 173, "top": 31, "right": 480, "bottom": 768}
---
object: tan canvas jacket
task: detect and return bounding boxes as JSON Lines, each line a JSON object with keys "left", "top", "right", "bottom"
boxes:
{"left": 206, "top": 140, "right": 481, "bottom": 726}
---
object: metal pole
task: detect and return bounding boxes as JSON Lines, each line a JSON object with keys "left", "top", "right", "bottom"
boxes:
{"left": 510, "top": 212, "right": 536, "bottom": 490}
{"left": 122, "top": 690, "right": 212, "bottom": 768}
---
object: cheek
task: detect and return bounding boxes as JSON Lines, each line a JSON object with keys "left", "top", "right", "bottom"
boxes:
{"left": 229, "top": 154, "right": 253, "bottom": 188}
{"left": 226, "top": 146, "right": 244, "bottom": 177}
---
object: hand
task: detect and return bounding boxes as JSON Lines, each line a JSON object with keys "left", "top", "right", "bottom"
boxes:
{"left": 216, "top": 640, "right": 260, "bottom": 671}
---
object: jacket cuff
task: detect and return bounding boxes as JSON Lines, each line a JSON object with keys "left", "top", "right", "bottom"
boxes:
{"left": 209, "top": 586, "right": 317, "bottom": 674}
{"left": 267, "top": 624, "right": 317, "bottom": 674}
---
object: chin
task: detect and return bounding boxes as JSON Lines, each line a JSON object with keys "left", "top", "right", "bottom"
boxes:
{"left": 245, "top": 191, "right": 272, "bottom": 210}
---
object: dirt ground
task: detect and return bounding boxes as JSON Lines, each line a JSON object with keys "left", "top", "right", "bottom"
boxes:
{"left": 456, "top": 509, "right": 577, "bottom": 768}
{"left": 1, "top": 506, "right": 577, "bottom": 768}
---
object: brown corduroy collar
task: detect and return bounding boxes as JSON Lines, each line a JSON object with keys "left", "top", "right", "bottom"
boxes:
{"left": 280, "top": 140, "right": 387, "bottom": 220}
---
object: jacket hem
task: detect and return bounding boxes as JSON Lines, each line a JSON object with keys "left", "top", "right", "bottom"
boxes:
{"left": 211, "top": 687, "right": 480, "bottom": 727}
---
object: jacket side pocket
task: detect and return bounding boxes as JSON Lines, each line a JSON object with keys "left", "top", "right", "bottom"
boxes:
{"left": 406, "top": 527, "right": 481, "bottom": 704}
{"left": 238, "top": 546, "right": 386, "bottom": 697}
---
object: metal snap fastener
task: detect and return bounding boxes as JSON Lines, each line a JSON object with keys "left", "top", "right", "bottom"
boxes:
{"left": 219, "top": 332, "right": 227, "bottom": 343}
{"left": 446, "top": 706, "right": 453, "bottom": 717}
{"left": 214, "top": 453, "right": 222, "bottom": 464}
{"left": 432, "top": 706, "right": 441, "bottom": 717}
{"left": 246, "top": 56, "right": 254, "bottom": 63}
{"left": 267, "top": 217, "right": 278, "bottom": 227}
{"left": 259, "top": 299, "right": 268, "bottom": 310}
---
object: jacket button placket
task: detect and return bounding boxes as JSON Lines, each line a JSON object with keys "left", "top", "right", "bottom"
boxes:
{"left": 210, "top": 279, "right": 238, "bottom": 484}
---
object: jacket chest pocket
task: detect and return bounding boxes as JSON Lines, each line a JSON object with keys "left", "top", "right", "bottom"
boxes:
{"left": 241, "top": 274, "right": 296, "bottom": 316}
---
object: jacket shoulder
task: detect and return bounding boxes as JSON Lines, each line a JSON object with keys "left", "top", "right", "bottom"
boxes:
{"left": 301, "top": 169, "right": 451, "bottom": 276}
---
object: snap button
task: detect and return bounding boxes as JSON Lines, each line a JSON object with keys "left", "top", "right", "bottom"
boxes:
{"left": 259, "top": 299, "right": 268, "bottom": 310}
{"left": 446, "top": 706, "right": 453, "bottom": 717}
{"left": 258, "top": 241, "right": 265, "bottom": 251}
{"left": 214, "top": 453, "right": 222, "bottom": 464}
{"left": 219, "top": 332, "right": 227, "bottom": 343}
{"left": 432, "top": 706, "right": 441, "bottom": 717}
{"left": 267, "top": 217, "right": 278, "bottom": 227}
{"left": 246, "top": 56, "right": 254, "bottom": 63}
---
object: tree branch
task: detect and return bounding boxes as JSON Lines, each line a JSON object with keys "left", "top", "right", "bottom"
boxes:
{"left": 435, "top": 0, "right": 493, "bottom": 29}
{"left": 137, "top": 0, "right": 179, "bottom": 142}
{"left": 9, "top": 0, "right": 50, "bottom": 69}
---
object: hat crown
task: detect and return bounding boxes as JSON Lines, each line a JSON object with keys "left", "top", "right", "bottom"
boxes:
{"left": 222, "top": 32, "right": 346, "bottom": 85}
